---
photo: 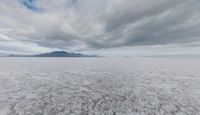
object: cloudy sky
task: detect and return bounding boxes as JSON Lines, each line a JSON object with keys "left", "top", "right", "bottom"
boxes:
{"left": 0, "top": 0, "right": 200, "bottom": 56}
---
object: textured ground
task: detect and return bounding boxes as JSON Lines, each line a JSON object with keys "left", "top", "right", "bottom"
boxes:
{"left": 0, "top": 57, "right": 200, "bottom": 115}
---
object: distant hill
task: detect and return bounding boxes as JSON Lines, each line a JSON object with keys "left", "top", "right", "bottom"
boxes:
{"left": 35, "top": 51, "right": 97, "bottom": 57}
{"left": 6, "top": 51, "right": 98, "bottom": 57}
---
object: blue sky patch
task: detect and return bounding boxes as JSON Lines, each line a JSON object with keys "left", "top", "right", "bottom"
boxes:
{"left": 21, "top": 0, "right": 43, "bottom": 12}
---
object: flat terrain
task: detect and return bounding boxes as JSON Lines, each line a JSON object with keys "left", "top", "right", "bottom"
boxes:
{"left": 0, "top": 57, "right": 200, "bottom": 115}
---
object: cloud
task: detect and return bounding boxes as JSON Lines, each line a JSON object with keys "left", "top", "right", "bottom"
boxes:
{"left": 0, "top": 0, "right": 200, "bottom": 55}
{"left": 89, "top": 0, "right": 200, "bottom": 48}
{"left": 0, "top": 34, "right": 56, "bottom": 54}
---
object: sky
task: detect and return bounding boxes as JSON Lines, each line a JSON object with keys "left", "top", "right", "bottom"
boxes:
{"left": 0, "top": 0, "right": 200, "bottom": 56}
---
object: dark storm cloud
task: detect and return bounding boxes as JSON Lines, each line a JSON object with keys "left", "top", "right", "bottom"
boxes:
{"left": 0, "top": 0, "right": 200, "bottom": 54}
{"left": 88, "top": 0, "right": 200, "bottom": 49}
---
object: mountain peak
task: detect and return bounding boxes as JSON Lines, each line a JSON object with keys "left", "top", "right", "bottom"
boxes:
{"left": 51, "top": 51, "right": 68, "bottom": 54}
{"left": 35, "top": 51, "right": 97, "bottom": 57}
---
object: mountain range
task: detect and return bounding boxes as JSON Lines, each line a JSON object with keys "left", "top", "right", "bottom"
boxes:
{"left": 6, "top": 51, "right": 98, "bottom": 57}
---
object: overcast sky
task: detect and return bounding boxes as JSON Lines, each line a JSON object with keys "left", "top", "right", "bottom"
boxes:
{"left": 0, "top": 0, "right": 200, "bottom": 56}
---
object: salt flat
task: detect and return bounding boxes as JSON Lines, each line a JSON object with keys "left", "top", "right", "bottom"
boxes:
{"left": 0, "top": 57, "right": 200, "bottom": 115}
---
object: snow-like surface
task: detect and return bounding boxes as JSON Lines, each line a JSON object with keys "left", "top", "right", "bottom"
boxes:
{"left": 0, "top": 57, "right": 200, "bottom": 115}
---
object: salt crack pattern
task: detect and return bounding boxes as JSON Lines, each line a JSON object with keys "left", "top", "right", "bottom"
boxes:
{"left": 0, "top": 58, "right": 200, "bottom": 115}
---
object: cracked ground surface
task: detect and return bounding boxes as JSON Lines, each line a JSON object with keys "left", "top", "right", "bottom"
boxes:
{"left": 0, "top": 57, "right": 200, "bottom": 115}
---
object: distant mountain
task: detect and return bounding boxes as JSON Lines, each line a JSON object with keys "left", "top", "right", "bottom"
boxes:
{"left": 35, "top": 51, "right": 97, "bottom": 57}
{"left": 6, "top": 51, "right": 98, "bottom": 57}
